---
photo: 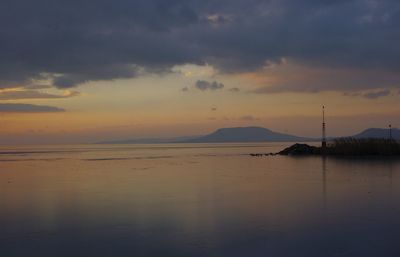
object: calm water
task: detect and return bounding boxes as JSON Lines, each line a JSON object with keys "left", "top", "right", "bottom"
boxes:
{"left": 1, "top": 143, "right": 400, "bottom": 257}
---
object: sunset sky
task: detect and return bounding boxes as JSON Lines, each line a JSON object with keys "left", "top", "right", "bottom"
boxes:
{"left": 1, "top": 0, "right": 400, "bottom": 144}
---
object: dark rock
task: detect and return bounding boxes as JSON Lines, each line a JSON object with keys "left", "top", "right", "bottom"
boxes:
{"left": 278, "top": 143, "right": 319, "bottom": 155}
{"left": 250, "top": 153, "right": 267, "bottom": 157}
{"left": 250, "top": 153, "right": 274, "bottom": 157}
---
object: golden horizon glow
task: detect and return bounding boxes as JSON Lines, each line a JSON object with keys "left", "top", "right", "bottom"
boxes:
{"left": 1, "top": 63, "right": 399, "bottom": 144}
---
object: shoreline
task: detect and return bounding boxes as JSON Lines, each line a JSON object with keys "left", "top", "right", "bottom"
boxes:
{"left": 250, "top": 140, "right": 400, "bottom": 157}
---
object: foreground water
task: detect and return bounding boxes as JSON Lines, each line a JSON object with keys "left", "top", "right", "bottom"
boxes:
{"left": 1, "top": 143, "right": 400, "bottom": 257}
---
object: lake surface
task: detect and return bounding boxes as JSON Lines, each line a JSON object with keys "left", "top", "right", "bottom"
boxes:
{"left": 1, "top": 143, "right": 400, "bottom": 257}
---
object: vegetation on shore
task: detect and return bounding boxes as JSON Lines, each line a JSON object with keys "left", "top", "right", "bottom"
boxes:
{"left": 327, "top": 138, "right": 400, "bottom": 156}
{"left": 274, "top": 138, "right": 400, "bottom": 156}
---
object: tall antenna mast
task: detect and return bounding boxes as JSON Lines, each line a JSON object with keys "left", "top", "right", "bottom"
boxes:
{"left": 389, "top": 124, "right": 392, "bottom": 140}
{"left": 322, "top": 106, "right": 327, "bottom": 153}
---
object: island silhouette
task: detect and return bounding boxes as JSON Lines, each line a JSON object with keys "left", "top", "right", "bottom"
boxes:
{"left": 98, "top": 126, "right": 399, "bottom": 144}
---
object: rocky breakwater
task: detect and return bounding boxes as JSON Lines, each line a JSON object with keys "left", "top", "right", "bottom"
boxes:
{"left": 250, "top": 143, "right": 320, "bottom": 157}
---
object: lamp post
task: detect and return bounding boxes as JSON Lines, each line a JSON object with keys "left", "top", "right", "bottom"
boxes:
{"left": 322, "top": 106, "right": 326, "bottom": 154}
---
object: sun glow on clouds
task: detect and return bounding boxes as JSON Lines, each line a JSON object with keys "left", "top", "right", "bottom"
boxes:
{"left": 0, "top": 87, "right": 80, "bottom": 100}
{"left": 1, "top": 61, "right": 400, "bottom": 145}
{"left": 172, "top": 64, "right": 217, "bottom": 78}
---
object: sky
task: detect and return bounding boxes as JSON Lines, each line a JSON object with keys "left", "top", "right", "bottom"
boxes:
{"left": 1, "top": 0, "right": 400, "bottom": 144}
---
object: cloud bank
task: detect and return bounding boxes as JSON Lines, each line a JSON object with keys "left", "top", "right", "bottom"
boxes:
{"left": 0, "top": 0, "right": 399, "bottom": 92}
{"left": 0, "top": 89, "right": 80, "bottom": 100}
{"left": 343, "top": 89, "right": 393, "bottom": 99}
{"left": 0, "top": 103, "right": 65, "bottom": 113}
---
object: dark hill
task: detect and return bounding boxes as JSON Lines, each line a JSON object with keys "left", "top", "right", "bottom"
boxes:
{"left": 352, "top": 128, "right": 400, "bottom": 140}
{"left": 183, "top": 127, "right": 313, "bottom": 143}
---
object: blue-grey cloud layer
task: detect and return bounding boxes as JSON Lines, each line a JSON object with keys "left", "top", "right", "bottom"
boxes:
{"left": 0, "top": 103, "right": 65, "bottom": 112}
{"left": 1, "top": 0, "right": 400, "bottom": 90}
{"left": 195, "top": 80, "right": 224, "bottom": 91}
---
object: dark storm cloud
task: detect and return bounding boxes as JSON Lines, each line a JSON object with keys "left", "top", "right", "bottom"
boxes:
{"left": 195, "top": 80, "right": 224, "bottom": 91}
{"left": 1, "top": 0, "right": 400, "bottom": 90}
{"left": 0, "top": 103, "right": 65, "bottom": 112}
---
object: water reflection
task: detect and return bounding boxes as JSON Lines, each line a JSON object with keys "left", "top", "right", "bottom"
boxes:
{"left": 322, "top": 156, "right": 327, "bottom": 214}
{"left": 1, "top": 144, "right": 400, "bottom": 257}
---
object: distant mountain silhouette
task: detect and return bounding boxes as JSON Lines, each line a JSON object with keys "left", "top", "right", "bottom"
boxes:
{"left": 97, "top": 126, "right": 314, "bottom": 144}
{"left": 97, "top": 127, "right": 400, "bottom": 144}
{"left": 351, "top": 128, "right": 400, "bottom": 140}
{"left": 182, "top": 127, "right": 313, "bottom": 143}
